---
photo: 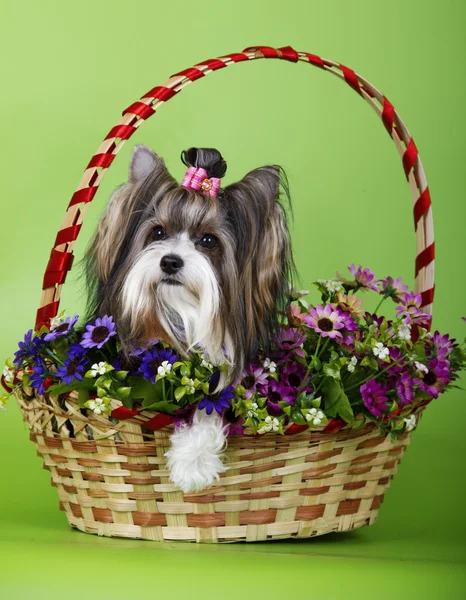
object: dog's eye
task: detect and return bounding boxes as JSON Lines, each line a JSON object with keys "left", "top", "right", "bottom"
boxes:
{"left": 151, "top": 225, "right": 167, "bottom": 241}
{"left": 198, "top": 233, "right": 218, "bottom": 250}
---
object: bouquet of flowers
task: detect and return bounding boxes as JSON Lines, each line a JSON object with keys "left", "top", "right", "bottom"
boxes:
{"left": 3, "top": 265, "right": 465, "bottom": 440}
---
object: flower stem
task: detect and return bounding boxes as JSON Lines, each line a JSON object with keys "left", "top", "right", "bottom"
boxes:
{"left": 41, "top": 348, "right": 64, "bottom": 366}
{"left": 345, "top": 356, "right": 408, "bottom": 393}
{"left": 373, "top": 295, "right": 387, "bottom": 316}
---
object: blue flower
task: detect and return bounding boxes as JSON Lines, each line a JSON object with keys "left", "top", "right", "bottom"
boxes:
{"left": 139, "top": 347, "right": 178, "bottom": 384}
{"left": 68, "top": 342, "right": 87, "bottom": 359}
{"left": 43, "top": 315, "right": 79, "bottom": 342}
{"left": 14, "top": 330, "right": 44, "bottom": 368}
{"left": 30, "top": 358, "right": 48, "bottom": 395}
{"left": 198, "top": 386, "right": 234, "bottom": 415}
{"left": 81, "top": 315, "right": 117, "bottom": 349}
{"left": 56, "top": 356, "right": 87, "bottom": 386}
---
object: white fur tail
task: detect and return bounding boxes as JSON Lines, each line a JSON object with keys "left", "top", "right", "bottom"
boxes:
{"left": 165, "top": 409, "right": 228, "bottom": 493}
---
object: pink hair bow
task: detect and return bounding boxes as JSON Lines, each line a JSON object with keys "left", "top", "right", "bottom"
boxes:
{"left": 181, "top": 166, "right": 221, "bottom": 198}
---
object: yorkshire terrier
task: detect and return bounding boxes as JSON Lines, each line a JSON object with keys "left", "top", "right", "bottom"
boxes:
{"left": 85, "top": 144, "right": 294, "bottom": 492}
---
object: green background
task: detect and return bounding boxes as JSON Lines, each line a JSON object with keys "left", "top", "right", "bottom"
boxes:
{"left": 1, "top": 0, "right": 465, "bottom": 598}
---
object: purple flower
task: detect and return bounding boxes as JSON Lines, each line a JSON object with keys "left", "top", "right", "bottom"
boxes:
{"left": 198, "top": 386, "right": 234, "bottom": 415}
{"left": 14, "top": 330, "right": 45, "bottom": 368}
{"left": 138, "top": 347, "right": 177, "bottom": 384}
{"left": 113, "top": 346, "right": 146, "bottom": 374}
{"left": 81, "top": 315, "right": 117, "bottom": 349}
{"left": 274, "top": 328, "right": 306, "bottom": 358}
{"left": 56, "top": 356, "right": 87, "bottom": 386}
{"left": 387, "top": 347, "right": 406, "bottom": 375}
{"left": 240, "top": 363, "right": 269, "bottom": 399}
{"left": 348, "top": 265, "right": 379, "bottom": 292}
{"left": 360, "top": 379, "right": 390, "bottom": 418}
{"left": 30, "top": 358, "right": 48, "bottom": 395}
{"left": 380, "top": 277, "right": 409, "bottom": 301}
{"left": 396, "top": 293, "right": 431, "bottom": 327}
{"left": 281, "top": 361, "right": 312, "bottom": 396}
{"left": 414, "top": 358, "right": 450, "bottom": 399}
{"left": 364, "top": 312, "right": 386, "bottom": 328}
{"left": 259, "top": 378, "right": 295, "bottom": 414}
{"left": 44, "top": 315, "right": 79, "bottom": 342}
{"left": 396, "top": 371, "right": 415, "bottom": 406}
{"left": 68, "top": 342, "right": 87, "bottom": 359}
{"left": 304, "top": 304, "right": 349, "bottom": 339}
{"left": 429, "top": 331, "right": 455, "bottom": 359}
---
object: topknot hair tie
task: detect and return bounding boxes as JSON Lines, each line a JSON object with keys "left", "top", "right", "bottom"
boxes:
{"left": 181, "top": 166, "right": 221, "bottom": 198}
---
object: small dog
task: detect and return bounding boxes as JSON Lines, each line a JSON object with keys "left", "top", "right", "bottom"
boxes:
{"left": 85, "top": 144, "right": 294, "bottom": 491}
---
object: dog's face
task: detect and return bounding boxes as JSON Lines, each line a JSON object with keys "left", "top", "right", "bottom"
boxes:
{"left": 85, "top": 145, "right": 294, "bottom": 384}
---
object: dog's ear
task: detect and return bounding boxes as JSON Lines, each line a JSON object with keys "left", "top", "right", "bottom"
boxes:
{"left": 222, "top": 165, "right": 294, "bottom": 359}
{"left": 85, "top": 145, "right": 177, "bottom": 287}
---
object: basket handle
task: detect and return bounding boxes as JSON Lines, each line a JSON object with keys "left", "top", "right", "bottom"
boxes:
{"left": 35, "top": 45, "right": 434, "bottom": 330}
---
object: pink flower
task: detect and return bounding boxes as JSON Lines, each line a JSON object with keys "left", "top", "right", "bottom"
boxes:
{"left": 348, "top": 265, "right": 379, "bottom": 292}
{"left": 288, "top": 304, "right": 307, "bottom": 327}
{"left": 304, "top": 304, "right": 348, "bottom": 339}
{"left": 381, "top": 277, "right": 409, "bottom": 302}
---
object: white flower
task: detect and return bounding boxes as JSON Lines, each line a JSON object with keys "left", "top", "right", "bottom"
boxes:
{"left": 50, "top": 313, "right": 67, "bottom": 328}
{"left": 200, "top": 353, "right": 213, "bottom": 369}
{"left": 263, "top": 358, "right": 277, "bottom": 373}
{"left": 185, "top": 379, "right": 195, "bottom": 394}
{"left": 157, "top": 360, "right": 172, "bottom": 378}
{"left": 90, "top": 362, "right": 107, "bottom": 377}
{"left": 347, "top": 356, "right": 358, "bottom": 373}
{"left": 309, "top": 407, "right": 317, "bottom": 416}
{"left": 373, "top": 342, "right": 389, "bottom": 360}
{"left": 306, "top": 410, "right": 324, "bottom": 427}
{"left": 247, "top": 410, "right": 257, "bottom": 418}
{"left": 313, "top": 417, "right": 322, "bottom": 426}
{"left": 317, "top": 279, "right": 343, "bottom": 294}
{"left": 272, "top": 418, "right": 279, "bottom": 432}
{"left": 317, "top": 411, "right": 324, "bottom": 419}
{"left": 2, "top": 365, "right": 14, "bottom": 384}
{"left": 404, "top": 415, "right": 416, "bottom": 432}
{"left": 397, "top": 323, "right": 412, "bottom": 341}
{"left": 414, "top": 361, "right": 428, "bottom": 374}
{"left": 251, "top": 402, "right": 258, "bottom": 410}
{"left": 87, "top": 398, "right": 107, "bottom": 415}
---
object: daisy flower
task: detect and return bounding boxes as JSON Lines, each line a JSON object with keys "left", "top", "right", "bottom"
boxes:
{"left": 348, "top": 265, "right": 379, "bottom": 292}
{"left": 198, "top": 386, "right": 234, "bottom": 415}
{"left": 81, "top": 315, "right": 117, "bottom": 349}
{"left": 44, "top": 314, "right": 79, "bottom": 342}
{"left": 360, "top": 379, "right": 390, "bottom": 418}
{"left": 139, "top": 348, "right": 178, "bottom": 384}
{"left": 304, "top": 304, "right": 349, "bottom": 339}
{"left": 57, "top": 356, "right": 87, "bottom": 386}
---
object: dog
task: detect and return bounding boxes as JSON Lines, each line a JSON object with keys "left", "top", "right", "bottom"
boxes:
{"left": 84, "top": 144, "right": 294, "bottom": 491}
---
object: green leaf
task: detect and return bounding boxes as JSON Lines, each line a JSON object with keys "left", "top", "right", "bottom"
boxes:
{"left": 300, "top": 394, "right": 315, "bottom": 409}
{"left": 78, "top": 388, "right": 90, "bottom": 408}
{"left": 321, "top": 377, "right": 355, "bottom": 423}
{"left": 278, "top": 401, "right": 292, "bottom": 416}
{"left": 290, "top": 406, "right": 307, "bottom": 425}
{"left": 115, "top": 370, "right": 129, "bottom": 382}
{"left": 141, "top": 400, "right": 180, "bottom": 414}
{"left": 116, "top": 387, "right": 131, "bottom": 400}
{"left": 174, "top": 386, "right": 186, "bottom": 402}
{"left": 180, "top": 363, "right": 191, "bottom": 377}
{"left": 323, "top": 362, "right": 341, "bottom": 379}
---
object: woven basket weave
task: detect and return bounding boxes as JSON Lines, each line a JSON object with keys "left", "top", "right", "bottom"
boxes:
{"left": 15, "top": 45, "right": 435, "bottom": 543}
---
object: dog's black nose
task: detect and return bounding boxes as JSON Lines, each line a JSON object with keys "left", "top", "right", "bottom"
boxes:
{"left": 160, "top": 254, "right": 184, "bottom": 275}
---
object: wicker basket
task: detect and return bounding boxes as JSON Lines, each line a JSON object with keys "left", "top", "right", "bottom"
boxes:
{"left": 14, "top": 45, "right": 435, "bottom": 543}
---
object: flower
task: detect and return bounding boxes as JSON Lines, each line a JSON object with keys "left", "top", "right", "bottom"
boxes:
{"left": 288, "top": 304, "right": 307, "bottom": 327}
{"left": 57, "top": 356, "right": 87, "bottom": 386}
{"left": 373, "top": 342, "right": 389, "bottom": 360}
{"left": 85, "top": 397, "right": 111, "bottom": 415}
{"left": 348, "top": 265, "right": 379, "bottom": 292}
{"left": 414, "top": 361, "right": 428, "bottom": 374}
{"left": 387, "top": 346, "right": 406, "bottom": 375}
{"left": 240, "top": 364, "right": 269, "bottom": 399}
{"left": 304, "top": 304, "right": 349, "bottom": 339}
{"left": 281, "top": 361, "right": 312, "bottom": 396}
{"left": 414, "top": 358, "right": 450, "bottom": 399}
{"left": 198, "top": 386, "right": 234, "bottom": 415}
{"left": 258, "top": 416, "right": 280, "bottom": 434}
{"left": 429, "top": 331, "right": 455, "bottom": 358}
{"left": 305, "top": 408, "right": 325, "bottom": 426}
{"left": 259, "top": 378, "right": 295, "bottom": 414}
{"left": 396, "top": 371, "right": 415, "bottom": 405}
{"left": 397, "top": 322, "right": 412, "bottom": 341}
{"left": 14, "top": 330, "right": 44, "bottom": 368}
{"left": 263, "top": 358, "right": 277, "bottom": 373}
{"left": 317, "top": 279, "right": 344, "bottom": 294}
{"left": 139, "top": 348, "right": 178, "bottom": 384}
{"left": 380, "top": 277, "right": 409, "bottom": 301}
{"left": 157, "top": 360, "right": 173, "bottom": 377}
{"left": 347, "top": 356, "right": 358, "bottom": 373}
{"left": 68, "top": 342, "right": 87, "bottom": 359}
{"left": 81, "top": 315, "right": 117, "bottom": 349}
{"left": 274, "top": 328, "right": 306, "bottom": 356}
{"left": 200, "top": 354, "right": 214, "bottom": 369}
{"left": 360, "top": 379, "right": 390, "bottom": 417}
{"left": 289, "top": 287, "right": 309, "bottom": 301}
{"left": 30, "top": 359, "right": 49, "bottom": 395}
{"left": 43, "top": 314, "right": 78, "bottom": 342}
{"left": 90, "top": 362, "right": 108, "bottom": 377}
{"left": 404, "top": 414, "right": 417, "bottom": 432}
{"left": 2, "top": 365, "right": 15, "bottom": 387}
{"left": 334, "top": 293, "right": 364, "bottom": 318}
{"left": 184, "top": 378, "right": 196, "bottom": 395}
{"left": 396, "top": 293, "right": 431, "bottom": 327}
